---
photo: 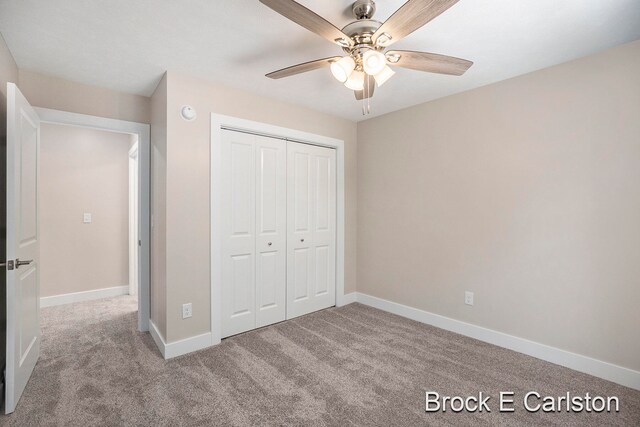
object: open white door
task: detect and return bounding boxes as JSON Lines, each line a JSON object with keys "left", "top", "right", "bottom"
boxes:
{"left": 5, "top": 83, "right": 40, "bottom": 414}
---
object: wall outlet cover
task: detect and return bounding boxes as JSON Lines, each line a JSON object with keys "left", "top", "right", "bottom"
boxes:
{"left": 83, "top": 213, "right": 92, "bottom": 223}
{"left": 182, "top": 303, "right": 193, "bottom": 319}
{"left": 465, "top": 291, "right": 474, "bottom": 306}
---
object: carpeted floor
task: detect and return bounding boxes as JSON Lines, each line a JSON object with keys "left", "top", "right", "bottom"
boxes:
{"left": 2, "top": 296, "right": 639, "bottom": 426}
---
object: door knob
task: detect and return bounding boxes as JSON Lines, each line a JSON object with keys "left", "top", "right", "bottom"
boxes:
{"left": 300, "top": 238, "right": 305, "bottom": 243}
{"left": 15, "top": 259, "right": 33, "bottom": 269}
{"left": 268, "top": 242, "right": 272, "bottom": 246}
{"left": 0, "top": 260, "right": 15, "bottom": 270}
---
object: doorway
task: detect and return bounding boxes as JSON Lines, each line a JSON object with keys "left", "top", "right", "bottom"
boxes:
{"left": 35, "top": 108, "right": 150, "bottom": 332}
{"left": 4, "top": 86, "right": 150, "bottom": 413}
{"left": 38, "top": 123, "right": 138, "bottom": 308}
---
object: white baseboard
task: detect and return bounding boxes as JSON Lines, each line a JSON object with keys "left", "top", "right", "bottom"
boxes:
{"left": 149, "top": 320, "right": 212, "bottom": 360}
{"left": 355, "top": 292, "right": 640, "bottom": 391}
{"left": 340, "top": 292, "right": 357, "bottom": 305}
{"left": 40, "top": 286, "right": 129, "bottom": 308}
{"left": 149, "top": 320, "right": 167, "bottom": 358}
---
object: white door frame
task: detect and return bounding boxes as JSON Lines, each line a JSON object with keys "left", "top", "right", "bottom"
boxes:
{"left": 128, "top": 142, "right": 139, "bottom": 297}
{"left": 211, "top": 114, "right": 346, "bottom": 345}
{"left": 35, "top": 107, "right": 151, "bottom": 332}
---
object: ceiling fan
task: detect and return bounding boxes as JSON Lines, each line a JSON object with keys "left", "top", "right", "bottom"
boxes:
{"left": 261, "top": 0, "right": 473, "bottom": 111}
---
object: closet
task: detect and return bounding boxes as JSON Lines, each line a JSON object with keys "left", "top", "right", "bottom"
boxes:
{"left": 221, "top": 129, "right": 336, "bottom": 338}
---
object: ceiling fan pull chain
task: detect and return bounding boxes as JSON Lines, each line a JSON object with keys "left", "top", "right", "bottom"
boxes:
{"left": 361, "top": 74, "right": 366, "bottom": 116}
{"left": 367, "top": 74, "right": 371, "bottom": 114}
{"left": 365, "top": 74, "right": 371, "bottom": 115}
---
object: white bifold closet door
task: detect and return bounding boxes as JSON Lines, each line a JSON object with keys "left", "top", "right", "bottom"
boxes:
{"left": 221, "top": 130, "right": 287, "bottom": 338}
{"left": 287, "top": 142, "right": 336, "bottom": 319}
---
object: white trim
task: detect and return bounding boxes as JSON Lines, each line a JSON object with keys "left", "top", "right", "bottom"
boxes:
{"left": 128, "top": 141, "right": 139, "bottom": 297}
{"left": 128, "top": 143, "right": 139, "bottom": 157}
{"left": 210, "top": 114, "right": 346, "bottom": 346}
{"left": 149, "top": 321, "right": 167, "bottom": 358}
{"left": 355, "top": 292, "right": 640, "bottom": 391}
{"left": 164, "top": 332, "right": 213, "bottom": 359}
{"left": 35, "top": 107, "right": 151, "bottom": 333}
{"left": 40, "top": 286, "right": 129, "bottom": 308}
{"left": 149, "top": 321, "right": 213, "bottom": 360}
{"left": 342, "top": 292, "right": 357, "bottom": 305}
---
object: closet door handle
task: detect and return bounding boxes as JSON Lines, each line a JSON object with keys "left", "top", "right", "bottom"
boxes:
{"left": 16, "top": 259, "right": 33, "bottom": 269}
{"left": 268, "top": 242, "right": 272, "bottom": 246}
{"left": 300, "top": 238, "right": 305, "bottom": 243}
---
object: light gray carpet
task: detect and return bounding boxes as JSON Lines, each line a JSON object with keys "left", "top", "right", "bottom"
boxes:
{"left": 2, "top": 296, "right": 639, "bottom": 426}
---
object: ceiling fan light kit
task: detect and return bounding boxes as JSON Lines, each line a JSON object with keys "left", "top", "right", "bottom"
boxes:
{"left": 330, "top": 56, "right": 356, "bottom": 83}
{"left": 362, "top": 50, "right": 387, "bottom": 75}
{"left": 373, "top": 65, "right": 395, "bottom": 87}
{"left": 344, "top": 70, "right": 365, "bottom": 91}
{"left": 260, "top": 0, "right": 473, "bottom": 114}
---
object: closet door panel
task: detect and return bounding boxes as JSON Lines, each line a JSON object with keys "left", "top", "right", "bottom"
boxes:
{"left": 230, "top": 254, "right": 253, "bottom": 316}
{"left": 255, "top": 136, "right": 287, "bottom": 328}
{"left": 293, "top": 151, "right": 312, "bottom": 235}
{"left": 221, "top": 130, "right": 256, "bottom": 338}
{"left": 293, "top": 248, "right": 310, "bottom": 300}
{"left": 313, "top": 149, "right": 336, "bottom": 307}
{"left": 314, "top": 245, "right": 329, "bottom": 296}
{"left": 287, "top": 143, "right": 336, "bottom": 319}
{"left": 287, "top": 145, "right": 313, "bottom": 318}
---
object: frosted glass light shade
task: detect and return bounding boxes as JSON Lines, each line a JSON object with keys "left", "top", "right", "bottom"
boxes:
{"left": 373, "top": 65, "right": 395, "bottom": 87}
{"left": 344, "top": 70, "right": 365, "bottom": 91}
{"left": 363, "top": 50, "right": 386, "bottom": 76}
{"left": 330, "top": 56, "right": 356, "bottom": 83}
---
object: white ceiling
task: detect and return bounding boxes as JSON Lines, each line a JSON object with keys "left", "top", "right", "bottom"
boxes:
{"left": 1, "top": 0, "right": 639, "bottom": 121}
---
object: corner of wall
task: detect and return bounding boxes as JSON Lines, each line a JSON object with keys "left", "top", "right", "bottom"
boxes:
{"left": 150, "top": 72, "right": 168, "bottom": 341}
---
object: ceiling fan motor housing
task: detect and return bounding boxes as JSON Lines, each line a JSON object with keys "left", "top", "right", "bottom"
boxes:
{"left": 352, "top": 0, "right": 376, "bottom": 20}
{"left": 341, "top": 19, "right": 382, "bottom": 48}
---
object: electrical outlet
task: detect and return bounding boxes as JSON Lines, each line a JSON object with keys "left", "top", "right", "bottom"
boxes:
{"left": 464, "top": 291, "right": 474, "bottom": 306}
{"left": 83, "top": 213, "right": 92, "bottom": 224}
{"left": 182, "top": 303, "right": 192, "bottom": 319}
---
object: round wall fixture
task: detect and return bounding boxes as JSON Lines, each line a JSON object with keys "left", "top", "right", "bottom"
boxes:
{"left": 180, "top": 105, "right": 197, "bottom": 121}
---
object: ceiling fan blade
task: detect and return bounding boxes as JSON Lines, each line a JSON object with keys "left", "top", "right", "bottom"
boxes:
{"left": 260, "top": 0, "right": 353, "bottom": 47}
{"left": 354, "top": 75, "right": 376, "bottom": 100}
{"left": 386, "top": 50, "right": 472, "bottom": 75}
{"left": 266, "top": 56, "right": 342, "bottom": 79}
{"left": 373, "top": 0, "right": 459, "bottom": 46}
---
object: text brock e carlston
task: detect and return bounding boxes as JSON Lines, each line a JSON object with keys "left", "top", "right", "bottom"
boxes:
{"left": 425, "top": 391, "right": 620, "bottom": 413}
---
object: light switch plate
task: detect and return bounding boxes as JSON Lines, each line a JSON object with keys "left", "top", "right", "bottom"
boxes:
{"left": 83, "top": 213, "right": 92, "bottom": 224}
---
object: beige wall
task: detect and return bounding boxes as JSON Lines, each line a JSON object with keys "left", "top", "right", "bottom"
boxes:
{"left": 357, "top": 40, "right": 640, "bottom": 371}
{"left": 18, "top": 69, "right": 151, "bottom": 124}
{"left": 0, "top": 33, "right": 18, "bottom": 140}
{"left": 159, "top": 71, "right": 358, "bottom": 342}
{"left": 150, "top": 74, "right": 168, "bottom": 339}
{"left": 40, "top": 123, "right": 131, "bottom": 297}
